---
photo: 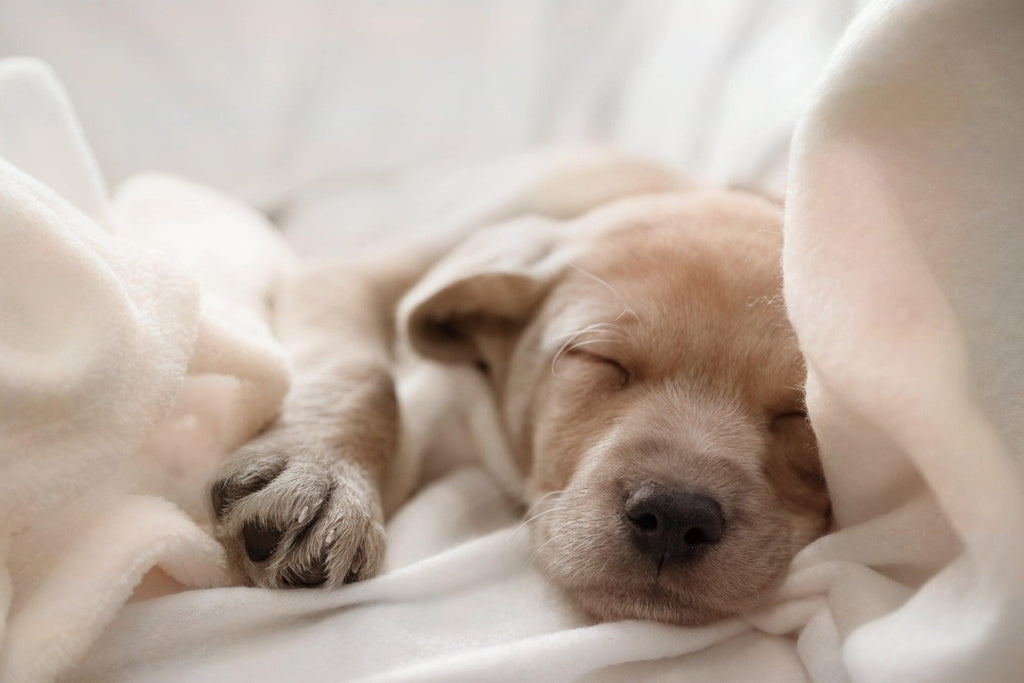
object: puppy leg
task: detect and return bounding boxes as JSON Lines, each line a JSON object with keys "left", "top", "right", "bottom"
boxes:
{"left": 211, "top": 267, "right": 401, "bottom": 588}
{"left": 210, "top": 149, "right": 677, "bottom": 588}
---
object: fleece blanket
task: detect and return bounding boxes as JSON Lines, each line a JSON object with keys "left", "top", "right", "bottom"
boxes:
{"left": 0, "top": 59, "right": 295, "bottom": 681}
{"left": 2, "top": 0, "right": 1023, "bottom": 681}
{"left": 775, "top": 1, "right": 1024, "bottom": 680}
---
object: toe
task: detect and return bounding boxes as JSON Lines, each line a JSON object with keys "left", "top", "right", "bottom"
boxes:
{"left": 282, "top": 559, "right": 329, "bottom": 588}
{"left": 212, "top": 454, "right": 288, "bottom": 520}
{"left": 243, "top": 521, "right": 285, "bottom": 562}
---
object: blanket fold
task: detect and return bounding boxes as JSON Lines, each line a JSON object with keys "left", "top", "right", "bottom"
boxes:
{"left": 0, "top": 59, "right": 293, "bottom": 682}
{"left": 781, "top": 0, "right": 1024, "bottom": 680}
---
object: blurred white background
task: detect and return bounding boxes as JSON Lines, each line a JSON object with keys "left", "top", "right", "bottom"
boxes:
{"left": 0, "top": 0, "right": 862, "bottom": 251}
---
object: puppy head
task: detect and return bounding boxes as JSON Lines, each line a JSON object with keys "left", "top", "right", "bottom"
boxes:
{"left": 403, "top": 191, "right": 830, "bottom": 625}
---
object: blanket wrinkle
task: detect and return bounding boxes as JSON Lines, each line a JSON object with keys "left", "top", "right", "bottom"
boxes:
{"left": 0, "top": 59, "right": 108, "bottom": 229}
{"left": 0, "top": 59, "right": 292, "bottom": 682}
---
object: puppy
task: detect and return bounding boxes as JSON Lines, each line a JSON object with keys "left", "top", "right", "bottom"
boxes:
{"left": 210, "top": 152, "right": 830, "bottom": 624}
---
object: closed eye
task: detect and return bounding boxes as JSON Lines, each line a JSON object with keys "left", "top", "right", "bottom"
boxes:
{"left": 565, "top": 348, "right": 631, "bottom": 387}
{"left": 770, "top": 410, "right": 808, "bottom": 431}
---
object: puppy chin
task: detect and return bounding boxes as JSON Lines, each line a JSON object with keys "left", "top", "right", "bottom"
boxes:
{"left": 562, "top": 580, "right": 734, "bottom": 626}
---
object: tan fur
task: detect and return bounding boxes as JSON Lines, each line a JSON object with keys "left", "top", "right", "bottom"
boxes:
{"left": 210, "top": 153, "right": 829, "bottom": 624}
{"left": 496, "top": 194, "right": 829, "bottom": 623}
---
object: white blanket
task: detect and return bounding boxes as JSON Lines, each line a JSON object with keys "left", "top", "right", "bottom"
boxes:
{"left": 0, "top": 60, "right": 295, "bottom": 682}
{"left": 3, "top": 0, "right": 1023, "bottom": 680}
{"left": 776, "top": 1, "right": 1024, "bottom": 679}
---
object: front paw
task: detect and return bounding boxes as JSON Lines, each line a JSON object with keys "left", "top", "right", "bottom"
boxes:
{"left": 211, "top": 442, "right": 385, "bottom": 588}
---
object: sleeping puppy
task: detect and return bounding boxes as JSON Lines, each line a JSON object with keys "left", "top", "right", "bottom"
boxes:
{"left": 210, "top": 152, "right": 830, "bottom": 625}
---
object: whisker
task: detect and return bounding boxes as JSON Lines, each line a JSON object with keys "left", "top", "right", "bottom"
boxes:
{"left": 503, "top": 490, "right": 565, "bottom": 575}
{"left": 522, "top": 505, "right": 563, "bottom": 527}
{"left": 551, "top": 337, "right": 618, "bottom": 375}
{"left": 547, "top": 322, "right": 616, "bottom": 344}
{"left": 524, "top": 489, "right": 566, "bottom": 517}
{"left": 550, "top": 328, "right": 592, "bottom": 376}
{"left": 565, "top": 338, "right": 615, "bottom": 351}
{"left": 528, "top": 519, "right": 575, "bottom": 564}
{"left": 512, "top": 499, "right": 564, "bottom": 541}
{"left": 506, "top": 508, "right": 563, "bottom": 567}
{"left": 569, "top": 262, "right": 641, "bottom": 322}
{"left": 569, "top": 262, "right": 626, "bottom": 300}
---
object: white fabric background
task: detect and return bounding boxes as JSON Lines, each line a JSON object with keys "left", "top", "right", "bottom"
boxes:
{"left": 0, "top": 0, "right": 863, "bottom": 247}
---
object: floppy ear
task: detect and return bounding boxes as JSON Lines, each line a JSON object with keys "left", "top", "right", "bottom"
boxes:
{"left": 399, "top": 215, "right": 576, "bottom": 365}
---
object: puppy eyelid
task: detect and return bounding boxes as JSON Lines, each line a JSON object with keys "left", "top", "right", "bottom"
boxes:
{"left": 566, "top": 348, "right": 631, "bottom": 386}
{"left": 770, "top": 410, "right": 808, "bottom": 430}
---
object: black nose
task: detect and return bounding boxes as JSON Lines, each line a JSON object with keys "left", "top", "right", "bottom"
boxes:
{"left": 624, "top": 484, "right": 724, "bottom": 561}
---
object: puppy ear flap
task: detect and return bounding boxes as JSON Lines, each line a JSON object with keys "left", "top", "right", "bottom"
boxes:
{"left": 399, "top": 216, "right": 575, "bottom": 364}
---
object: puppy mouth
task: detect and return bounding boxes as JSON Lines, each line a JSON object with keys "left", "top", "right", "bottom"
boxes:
{"left": 532, "top": 527, "right": 740, "bottom": 625}
{"left": 565, "top": 578, "right": 734, "bottom": 626}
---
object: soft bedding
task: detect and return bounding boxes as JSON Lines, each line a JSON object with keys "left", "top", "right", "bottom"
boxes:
{"left": 2, "top": 0, "right": 1023, "bottom": 681}
{"left": 0, "top": 61, "right": 295, "bottom": 682}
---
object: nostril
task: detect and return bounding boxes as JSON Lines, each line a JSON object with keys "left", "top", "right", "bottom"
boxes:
{"left": 629, "top": 511, "right": 659, "bottom": 532}
{"left": 681, "top": 496, "right": 724, "bottom": 546}
{"left": 683, "top": 525, "right": 713, "bottom": 546}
